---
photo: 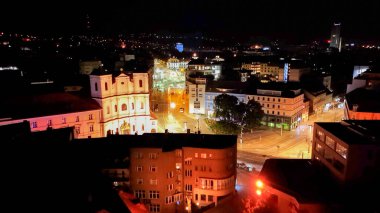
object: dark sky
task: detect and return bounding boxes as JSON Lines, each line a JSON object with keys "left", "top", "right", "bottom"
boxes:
{"left": 1, "top": 0, "right": 379, "bottom": 41}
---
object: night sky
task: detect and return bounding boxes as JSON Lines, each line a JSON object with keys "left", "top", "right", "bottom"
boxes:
{"left": 1, "top": 0, "right": 379, "bottom": 41}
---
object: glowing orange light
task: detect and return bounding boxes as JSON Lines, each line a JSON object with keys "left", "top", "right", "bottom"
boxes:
{"left": 256, "top": 180, "right": 263, "bottom": 188}
{"left": 256, "top": 189, "right": 262, "bottom": 196}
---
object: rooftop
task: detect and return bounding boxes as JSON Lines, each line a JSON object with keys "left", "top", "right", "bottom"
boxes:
{"left": 345, "top": 88, "right": 380, "bottom": 112}
{"left": 316, "top": 120, "right": 380, "bottom": 145}
{"left": 259, "top": 159, "right": 341, "bottom": 203}
{"left": 0, "top": 92, "right": 101, "bottom": 120}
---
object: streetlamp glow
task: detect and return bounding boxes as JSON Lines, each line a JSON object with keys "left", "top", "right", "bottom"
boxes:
{"left": 170, "top": 102, "right": 176, "bottom": 109}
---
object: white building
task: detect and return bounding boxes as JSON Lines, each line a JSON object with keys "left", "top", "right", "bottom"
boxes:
{"left": 188, "top": 78, "right": 206, "bottom": 115}
{"left": 90, "top": 70, "right": 157, "bottom": 136}
{"left": 167, "top": 57, "right": 189, "bottom": 70}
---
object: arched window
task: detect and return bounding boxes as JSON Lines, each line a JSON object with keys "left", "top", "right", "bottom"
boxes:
{"left": 122, "top": 104, "right": 127, "bottom": 111}
{"left": 95, "top": 83, "right": 98, "bottom": 91}
{"left": 114, "top": 105, "right": 118, "bottom": 112}
{"left": 132, "top": 103, "right": 134, "bottom": 110}
{"left": 105, "top": 82, "right": 108, "bottom": 91}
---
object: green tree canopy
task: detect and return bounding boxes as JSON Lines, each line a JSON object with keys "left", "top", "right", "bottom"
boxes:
{"left": 210, "top": 94, "right": 264, "bottom": 136}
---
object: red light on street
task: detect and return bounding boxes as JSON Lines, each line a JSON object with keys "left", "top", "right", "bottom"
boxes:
{"left": 256, "top": 180, "right": 264, "bottom": 188}
{"left": 326, "top": 39, "right": 331, "bottom": 43}
{"left": 256, "top": 189, "right": 262, "bottom": 196}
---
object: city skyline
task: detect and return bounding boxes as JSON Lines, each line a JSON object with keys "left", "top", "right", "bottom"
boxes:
{"left": 1, "top": 0, "right": 380, "bottom": 42}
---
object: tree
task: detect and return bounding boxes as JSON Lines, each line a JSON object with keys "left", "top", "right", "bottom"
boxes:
{"left": 210, "top": 94, "right": 264, "bottom": 140}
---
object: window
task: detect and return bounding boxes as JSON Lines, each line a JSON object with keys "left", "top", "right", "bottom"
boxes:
{"left": 278, "top": 105, "right": 280, "bottom": 109}
{"left": 133, "top": 125, "right": 135, "bottom": 132}
{"left": 121, "top": 81, "right": 124, "bottom": 85}
{"left": 257, "top": 97, "right": 260, "bottom": 100}
{"left": 132, "top": 103, "right": 134, "bottom": 110}
{"left": 95, "top": 83, "right": 98, "bottom": 91}
{"left": 272, "top": 104, "right": 275, "bottom": 108}
{"left": 336, "top": 143, "right": 347, "bottom": 159}
{"left": 107, "top": 106, "right": 110, "bottom": 114}
{"left": 76, "top": 116, "right": 79, "bottom": 122}
{"left": 316, "top": 143, "right": 325, "bottom": 156}
{"left": 167, "top": 184, "right": 174, "bottom": 191}
{"left": 324, "top": 150, "right": 334, "bottom": 163}
{"left": 149, "top": 191, "right": 160, "bottom": 199}
{"left": 149, "top": 204, "right": 160, "bottom": 212}
{"left": 317, "top": 130, "right": 325, "bottom": 142}
{"left": 136, "top": 166, "right": 143, "bottom": 172}
{"left": 150, "top": 166, "right": 157, "bottom": 172}
{"left": 176, "top": 163, "right": 181, "bottom": 170}
{"left": 201, "top": 153, "right": 207, "bottom": 159}
{"left": 333, "top": 159, "right": 345, "bottom": 172}
{"left": 185, "top": 184, "right": 192, "bottom": 191}
{"left": 267, "top": 104, "right": 269, "bottom": 107}
{"left": 185, "top": 169, "right": 192, "bottom": 177}
{"left": 136, "top": 152, "right": 143, "bottom": 159}
{"left": 89, "top": 114, "right": 93, "bottom": 120}
{"left": 47, "top": 120, "right": 52, "bottom": 126}
{"left": 150, "top": 179, "right": 158, "bottom": 185}
{"left": 134, "top": 190, "right": 145, "bottom": 199}
{"left": 267, "top": 98, "right": 270, "bottom": 101}
{"left": 139, "top": 80, "right": 143, "bottom": 87}
{"left": 142, "top": 124, "right": 144, "bottom": 131}
{"left": 195, "top": 194, "right": 199, "bottom": 200}
{"left": 141, "top": 102, "right": 144, "bottom": 109}
{"left": 277, "top": 112, "right": 280, "bottom": 115}
{"left": 185, "top": 158, "right": 192, "bottom": 165}
{"left": 89, "top": 124, "right": 94, "bottom": 132}
{"left": 278, "top": 98, "right": 281, "bottom": 102}
{"left": 176, "top": 150, "right": 182, "bottom": 157}
{"left": 114, "top": 105, "right": 118, "bottom": 112}
{"left": 165, "top": 196, "right": 173, "bottom": 204}
{"left": 62, "top": 117, "right": 66, "bottom": 124}
{"left": 208, "top": 195, "right": 214, "bottom": 202}
{"left": 137, "top": 178, "right": 143, "bottom": 184}
{"left": 32, "top": 121, "right": 38, "bottom": 128}
{"left": 122, "top": 104, "right": 127, "bottom": 111}
{"left": 195, "top": 153, "right": 198, "bottom": 158}
{"left": 75, "top": 126, "right": 80, "bottom": 134}
{"left": 272, "top": 111, "right": 274, "bottom": 114}
{"left": 105, "top": 82, "right": 108, "bottom": 91}
{"left": 209, "top": 154, "right": 213, "bottom": 158}
{"left": 149, "top": 153, "right": 157, "bottom": 159}
{"left": 201, "top": 194, "right": 206, "bottom": 201}
{"left": 167, "top": 171, "right": 174, "bottom": 178}
{"left": 326, "top": 136, "right": 335, "bottom": 150}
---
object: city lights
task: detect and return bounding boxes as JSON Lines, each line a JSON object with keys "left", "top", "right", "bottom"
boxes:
{"left": 256, "top": 180, "right": 264, "bottom": 188}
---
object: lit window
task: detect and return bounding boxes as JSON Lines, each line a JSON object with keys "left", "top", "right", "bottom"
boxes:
{"left": 137, "top": 178, "right": 143, "bottom": 184}
{"left": 336, "top": 143, "right": 347, "bottom": 159}
{"left": 195, "top": 153, "right": 198, "bottom": 158}
{"left": 201, "top": 153, "right": 207, "bottom": 159}
{"left": 317, "top": 130, "right": 325, "bottom": 142}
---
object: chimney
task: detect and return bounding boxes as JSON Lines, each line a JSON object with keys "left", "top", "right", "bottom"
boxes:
{"left": 165, "top": 129, "right": 169, "bottom": 133}
{"left": 197, "top": 130, "right": 201, "bottom": 134}
{"left": 353, "top": 104, "right": 359, "bottom": 112}
{"left": 187, "top": 129, "right": 191, "bottom": 134}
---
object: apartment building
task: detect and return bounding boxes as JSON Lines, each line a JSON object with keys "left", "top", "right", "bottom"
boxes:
{"left": 129, "top": 133, "right": 237, "bottom": 212}
{"left": 247, "top": 82, "right": 307, "bottom": 130}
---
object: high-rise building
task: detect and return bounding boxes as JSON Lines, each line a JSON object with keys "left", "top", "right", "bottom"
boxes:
{"left": 330, "top": 23, "right": 342, "bottom": 52}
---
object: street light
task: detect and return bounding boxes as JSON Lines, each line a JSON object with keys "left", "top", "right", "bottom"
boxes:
{"left": 170, "top": 102, "right": 176, "bottom": 109}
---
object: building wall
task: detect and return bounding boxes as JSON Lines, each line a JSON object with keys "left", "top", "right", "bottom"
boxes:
{"left": 0, "top": 109, "right": 102, "bottom": 138}
{"left": 304, "top": 90, "right": 333, "bottom": 114}
{"left": 90, "top": 73, "right": 157, "bottom": 136}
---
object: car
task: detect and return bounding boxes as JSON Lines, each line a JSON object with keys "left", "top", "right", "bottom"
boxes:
{"left": 179, "top": 108, "right": 184, "bottom": 113}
